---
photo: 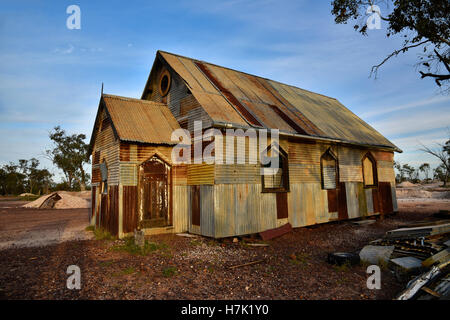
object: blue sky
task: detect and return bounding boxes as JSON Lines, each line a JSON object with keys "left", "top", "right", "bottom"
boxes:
{"left": 0, "top": 0, "right": 449, "bottom": 181}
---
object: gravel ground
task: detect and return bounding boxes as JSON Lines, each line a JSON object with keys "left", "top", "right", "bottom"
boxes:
{"left": 1, "top": 200, "right": 448, "bottom": 300}
{"left": 0, "top": 201, "right": 92, "bottom": 250}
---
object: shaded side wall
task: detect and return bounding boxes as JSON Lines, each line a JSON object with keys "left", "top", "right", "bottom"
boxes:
{"left": 91, "top": 107, "right": 120, "bottom": 235}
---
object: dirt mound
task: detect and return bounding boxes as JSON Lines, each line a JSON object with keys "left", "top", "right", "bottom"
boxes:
{"left": 19, "top": 193, "right": 36, "bottom": 197}
{"left": 397, "top": 181, "right": 417, "bottom": 188}
{"left": 396, "top": 188, "right": 450, "bottom": 199}
{"left": 22, "top": 191, "right": 90, "bottom": 209}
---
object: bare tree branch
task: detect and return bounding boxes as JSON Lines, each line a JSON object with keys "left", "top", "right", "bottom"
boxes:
{"left": 370, "top": 40, "right": 431, "bottom": 78}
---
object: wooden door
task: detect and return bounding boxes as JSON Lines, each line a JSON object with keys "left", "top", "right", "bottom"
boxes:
{"left": 141, "top": 159, "right": 170, "bottom": 228}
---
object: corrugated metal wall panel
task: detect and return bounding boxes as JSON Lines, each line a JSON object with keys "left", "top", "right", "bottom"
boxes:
{"left": 365, "top": 188, "right": 374, "bottom": 215}
{"left": 289, "top": 164, "right": 320, "bottom": 183}
{"left": 357, "top": 183, "right": 368, "bottom": 217}
{"left": 345, "top": 182, "right": 360, "bottom": 219}
{"left": 215, "top": 164, "right": 260, "bottom": 184}
{"left": 213, "top": 184, "right": 277, "bottom": 238}
{"left": 287, "top": 183, "right": 329, "bottom": 227}
{"left": 200, "top": 185, "right": 215, "bottom": 237}
{"left": 339, "top": 165, "right": 363, "bottom": 182}
{"left": 288, "top": 142, "right": 321, "bottom": 164}
{"left": 338, "top": 147, "right": 364, "bottom": 166}
{"left": 173, "top": 165, "right": 187, "bottom": 186}
{"left": 214, "top": 184, "right": 236, "bottom": 238}
{"left": 187, "top": 164, "right": 214, "bottom": 185}
{"left": 391, "top": 183, "right": 398, "bottom": 212}
{"left": 173, "top": 185, "right": 189, "bottom": 232}
{"left": 120, "top": 163, "right": 138, "bottom": 186}
{"left": 258, "top": 189, "right": 278, "bottom": 232}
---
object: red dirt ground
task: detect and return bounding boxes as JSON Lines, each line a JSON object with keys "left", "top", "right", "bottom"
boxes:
{"left": 0, "top": 200, "right": 448, "bottom": 300}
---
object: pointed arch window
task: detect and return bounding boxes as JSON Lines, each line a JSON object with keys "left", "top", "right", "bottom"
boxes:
{"left": 261, "top": 145, "right": 289, "bottom": 192}
{"left": 321, "top": 148, "right": 338, "bottom": 190}
{"left": 362, "top": 152, "right": 378, "bottom": 187}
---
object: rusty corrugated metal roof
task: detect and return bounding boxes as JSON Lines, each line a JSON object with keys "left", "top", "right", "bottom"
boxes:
{"left": 157, "top": 51, "right": 400, "bottom": 151}
{"left": 102, "top": 94, "right": 180, "bottom": 145}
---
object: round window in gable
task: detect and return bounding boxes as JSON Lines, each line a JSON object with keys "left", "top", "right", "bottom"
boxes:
{"left": 159, "top": 70, "right": 171, "bottom": 97}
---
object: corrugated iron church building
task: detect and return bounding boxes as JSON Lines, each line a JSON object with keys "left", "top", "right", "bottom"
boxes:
{"left": 89, "top": 51, "right": 400, "bottom": 239}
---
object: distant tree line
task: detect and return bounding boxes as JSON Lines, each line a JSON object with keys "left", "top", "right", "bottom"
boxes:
{"left": 395, "top": 137, "right": 450, "bottom": 186}
{"left": 0, "top": 126, "right": 90, "bottom": 196}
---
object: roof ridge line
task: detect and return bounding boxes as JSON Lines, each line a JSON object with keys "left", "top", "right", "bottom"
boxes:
{"left": 102, "top": 93, "right": 167, "bottom": 106}
{"left": 157, "top": 50, "right": 338, "bottom": 101}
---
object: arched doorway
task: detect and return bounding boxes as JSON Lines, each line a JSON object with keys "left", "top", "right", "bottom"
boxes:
{"left": 139, "top": 155, "right": 172, "bottom": 228}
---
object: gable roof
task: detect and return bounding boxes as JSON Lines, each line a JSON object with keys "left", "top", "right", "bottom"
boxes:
{"left": 152, "top": 51, "right": 400, "bottom": 152}
{"left": 89, "top": 94, "right": 180, "bottom": 150}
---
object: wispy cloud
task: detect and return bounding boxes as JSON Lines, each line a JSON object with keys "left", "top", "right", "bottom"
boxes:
{"left": 361, "top": 96, "right": 450, "bottom": 119}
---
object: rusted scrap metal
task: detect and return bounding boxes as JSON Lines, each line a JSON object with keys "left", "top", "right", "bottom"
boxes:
{"left": 397, "top": 260, "right": 450, "bottom": 300}
{"left": 259, "top": 223, "right": 292, "bottom": 241}
{"left": 385, "top": 223, "right": 450, "bottom": 240}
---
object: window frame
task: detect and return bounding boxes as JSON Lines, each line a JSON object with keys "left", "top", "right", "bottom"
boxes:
{"left": 362, "top": 152, "right": 378, "bottom": 188}
{"left": 320, "top": 148, "right": 339, "bottom": 190}
{"left": 261, "top": 146, "right": 290, "bottom": 193}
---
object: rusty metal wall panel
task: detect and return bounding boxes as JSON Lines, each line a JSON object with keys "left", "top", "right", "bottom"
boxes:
{"left": 215, "top": 164, "right": 259, "bottom": 184}
{"left": 345, "top": 182, "right": 360, "bottom": 219}
{"left": 373, "top": 151, "right": 394, "bottom": 162}
{"left": 372, "top": 188, "right": 380, "bottom": 213}
{"left": 377, "top": 160, "right": 395, "bottom": 183}
{"left": 339, "top": 165, "right": 363, "bottom": 182}
{"left": 289, "top": 142, "right": 321, "bottom": 164}
{"left": 120, "top": 163, "right": 138, "bottom": 186}
{"left": 357, "top": 183, "right": 368, "bottom": 217}
{"left": 327, "top": 189, "right": 338, "bottom": 213}
{"left": 173, "top": 165, "right": 187, "bottom": 186}
{"left": 213, "top": 184, "right": 277, "bottom": 238}
{"left": 191, "top": 185, "right": 200, "bottom": 226}
{"left": 379, "top": 182, "right": 394, "bottom": 214}
{"left": 213, "top": 184, "right": 236, "bottom": 238}
{"left": 106, "top": 186, "right": 119, "bottom": 236}
{"left": 287, "top": 183, "right": 328, "bottom": 227}
{"left": 187, "top": 164, "right": 214, "bottom": 185}
{"left": 289, "top": 164, "right": 321, "bottom": 183}
{"left": 338, "top": 182, "right": 348, "bottom": 220}
{"left": 92, "top": 108, "right": 120, "bottom": 186}
{"left": 391, "top": 183, "right": 398, "bottom": 212}
{"left": 122, "top": 186, "right": 138, "bottom": 233}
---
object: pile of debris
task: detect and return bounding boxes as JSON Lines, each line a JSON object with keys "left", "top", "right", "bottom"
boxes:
{"left": 360, "top": 220, "right": 450, "bottom": 300}
{"left": 22, "top": 191, "right": 90, "bottom": 209}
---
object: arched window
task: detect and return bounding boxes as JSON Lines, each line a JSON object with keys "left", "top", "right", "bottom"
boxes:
{"left": 261, "top": 145, "right": 289, "bottom": 192}
{"left": 321, "top": 148, "right": 338, "bottom": 190}
{"left": 362, "top": 152, "right": 378, "bottom": 187}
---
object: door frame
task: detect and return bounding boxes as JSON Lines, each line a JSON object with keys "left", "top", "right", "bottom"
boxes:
{"left": 137, "top": 154, "right": 173, "bottom": 229}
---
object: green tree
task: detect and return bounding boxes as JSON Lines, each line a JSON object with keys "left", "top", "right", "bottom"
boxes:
{"left": 46, "top": 126, "right": 90, "bottom": 191}
{"left": 394, "top": 160, "right": 405, "bottom": 182}
{"left": 419, "top": 163, "right": 431, "bottom": 181}
{"left": 402, "top": 163, "right": 417, "bottom": 181}
{"left": 331, "top": 0, "right": 450, "bottom": 90}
